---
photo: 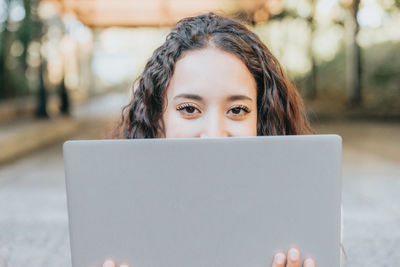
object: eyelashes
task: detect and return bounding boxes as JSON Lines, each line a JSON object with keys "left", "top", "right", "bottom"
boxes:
{"left": 176, "top": 103, "right": 251, "bottom": 117}
{"left": 229, "top": 105, "right": 250, "bottom": 114}
{"left": 176, "top": 103, "right": 200, "bottom": 114}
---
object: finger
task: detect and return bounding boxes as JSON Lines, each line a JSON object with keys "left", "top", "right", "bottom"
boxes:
{"left": 120, "top": 264, "right": 130, "bottom": 267}
{"left": 286, "top": 248, "right": 300, "bottom": 267}
{"left": 303, "top": 258, "right": 315, "bottom": 267}
{"left": 103, "top": 260, "right": 116, "bottom": 267}
{"left": 271, "top": 252, "right": 286, "bottom": 267}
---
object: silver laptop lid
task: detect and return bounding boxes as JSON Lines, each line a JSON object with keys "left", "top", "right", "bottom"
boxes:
{"left": 63, "top": 135, "right": 342, "bottom": 267}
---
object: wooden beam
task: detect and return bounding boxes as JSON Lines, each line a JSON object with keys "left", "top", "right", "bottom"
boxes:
{"left": 57, "top": 0, "right": 267, "bottom": 27}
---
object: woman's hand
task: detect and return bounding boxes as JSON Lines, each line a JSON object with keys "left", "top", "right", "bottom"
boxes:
{"left": 102, "top": 248, "right": 315, "bottom": 267}
{"left": 272, "top": 248, "right": 315, "bottom": 267}
{"left": 102, "top": 260, "right": 129, "bottom": 267}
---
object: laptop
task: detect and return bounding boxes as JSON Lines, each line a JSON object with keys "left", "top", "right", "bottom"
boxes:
{"left": 63, "top": 135, "right": 342, "bottom": 267}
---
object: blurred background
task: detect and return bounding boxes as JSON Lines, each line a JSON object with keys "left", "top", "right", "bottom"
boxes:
{"left": 0, "top": 0, "right": 399, "bottom": 266}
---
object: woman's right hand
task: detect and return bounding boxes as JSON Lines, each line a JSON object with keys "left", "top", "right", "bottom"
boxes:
{"left": 272, "top": 248, "right": 315, "bottom": 267}
{"left": 102, "top": 260, "right": 129, "bottom": 267}
{"left": 102, "top": 248, "right": 315, "bottom": 267}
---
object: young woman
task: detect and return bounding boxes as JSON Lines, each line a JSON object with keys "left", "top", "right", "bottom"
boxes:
{"left": 109, "top": 13, "right": 315, "bottom": 267}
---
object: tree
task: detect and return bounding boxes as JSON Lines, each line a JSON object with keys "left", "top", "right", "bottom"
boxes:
{"left": 344, "top": 0, "right": 362, "bottom": 106}
{"left": 306, "top": 0, "right": 317, "bottom": 99}
{"left": 0, "top": 0, "right": 16, "bottom": 99}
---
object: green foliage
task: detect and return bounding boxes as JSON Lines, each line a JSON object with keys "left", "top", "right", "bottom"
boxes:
{"left": 298, "top": 40, "right": 400, "bottom": 111}
{"left": 0, "top": 0, "right": 44, "bottom": 100}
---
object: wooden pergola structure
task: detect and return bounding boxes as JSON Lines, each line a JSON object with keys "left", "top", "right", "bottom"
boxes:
{"left": 55, "top": 0, "right": 273, "bottom": 27}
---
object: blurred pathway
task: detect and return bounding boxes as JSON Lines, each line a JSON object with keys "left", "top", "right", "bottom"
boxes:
{"left": 0, "top": 119, "right": 399, "bottom": 266}
{"left": 316, "top": 121, "right": 400, "bottom": 266}
{"left": 0, "top": 93, "right": 128, "bottom": 164}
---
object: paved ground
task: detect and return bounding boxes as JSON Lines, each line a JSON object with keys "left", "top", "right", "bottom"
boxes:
{"left": 316, "top": 121, "right": 400, "bottom": 266}
{"left": 0, "top": 120, "right": 399, "bottom": 266}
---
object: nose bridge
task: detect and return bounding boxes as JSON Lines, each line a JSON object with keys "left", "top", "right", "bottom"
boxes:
{"left": 201, "top": 108, "right": 227, "bottom": 138}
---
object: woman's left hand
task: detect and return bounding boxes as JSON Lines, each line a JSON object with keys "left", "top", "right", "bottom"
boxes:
{"left": 271, "top": 248, "right": 315, "bottom": 267}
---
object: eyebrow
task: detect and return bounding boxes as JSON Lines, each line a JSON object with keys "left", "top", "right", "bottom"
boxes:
{"left": 174, "top": 94, "right": 203, "bottom": 101}
{"left": 227, "top": 95, "right": 253, "bottom": 101}
{"left": 173, "top": 94, "right": 253, "bottom": 102}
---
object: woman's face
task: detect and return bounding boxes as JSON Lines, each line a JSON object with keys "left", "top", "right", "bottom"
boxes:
{"left": 162, "top": 47, "right": 258, "bottom": 138}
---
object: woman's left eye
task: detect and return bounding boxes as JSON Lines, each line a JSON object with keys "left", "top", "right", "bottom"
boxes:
{"left": 228, "top": 105, "right": 250, "bottom": 116}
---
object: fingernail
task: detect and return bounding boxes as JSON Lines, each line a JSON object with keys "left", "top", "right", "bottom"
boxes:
{"left": 275, "top": 253, "right": 285, "bottom": 264}
{"left": 289, "top": 248, "right": 299, "bottom": 261}
{"left": 103, "top": 260, "right": 114, "bottom": 267}
{"left": 304, "top": 258, "right": 314, "bottom": 267}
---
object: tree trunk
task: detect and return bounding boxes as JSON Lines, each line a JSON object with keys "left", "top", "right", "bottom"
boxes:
{"left": 0, "top": 0, "right": 16, "bottom": 99}
{"left": 346, "top": 0, "right": 362, "bottom": 106}
{"left": 35, "top": 57, "right": 48, "bottom": 118}
{"left": 59, "top": 78, "right": 70, "bottom": 115}
{"left": 306, "top": 0, "right": 317, "bottom": 99}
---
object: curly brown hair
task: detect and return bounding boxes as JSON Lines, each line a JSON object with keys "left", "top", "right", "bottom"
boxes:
{"left": 112, "top": 13, "right": 312, "bottom": 139}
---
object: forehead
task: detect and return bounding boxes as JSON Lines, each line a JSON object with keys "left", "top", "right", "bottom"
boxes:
{"left": 166, "top": 47, "right": 257, "bottom": 99}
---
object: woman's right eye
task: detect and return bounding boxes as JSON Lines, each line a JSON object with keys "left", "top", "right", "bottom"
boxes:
{"left": 176, "top": 104, "right": 201, "bottom": 115}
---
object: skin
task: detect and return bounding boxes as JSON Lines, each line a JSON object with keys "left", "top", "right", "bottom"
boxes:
{"left": 104, "top": 47, "right": 315, "bottom": 267}
{"left": 162, "top": 47, "right": 257, "bottom": 138}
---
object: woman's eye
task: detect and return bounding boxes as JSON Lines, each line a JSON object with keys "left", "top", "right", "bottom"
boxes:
{"left": 228, "top": 106, "right": 250, "bottom": 116}
{"left": 176, "top": 104, "right": 200, "bottom": 115}
{"left": 184, "top": 106, "right": 196, "bottom": 113}
{"left": 231, "top": 107, "right": 242, "bottom": 114}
